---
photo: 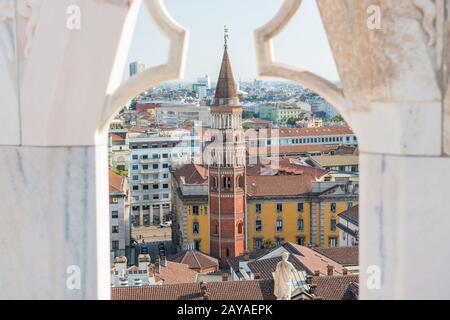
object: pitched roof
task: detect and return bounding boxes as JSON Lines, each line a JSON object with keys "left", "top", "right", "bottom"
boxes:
{"left": 284, "top": 243, "right": 346, "bottom": 276}
{"left": 310, "top": 155, "right": 359, "bottom": 167}
{"left": 247, "top": 175, "right": 313, "bottom": 198}
{"left": 154, "top": 261, "right": 198, "bottom": 285}
{"left": 112, "top": 279, "right": 276, "bottom": 300}
{"left": 213, "top": 49, "right": 239, "bottom": 107}
{"left": 248, "top": 256, "right": 306, "bottom": 280}
{"left": 109, "top": 171, "right": 125, "bottom": 193}
{"left": 227, "top": 248, "right": 272, "bottom": 273}
{"left": 338, "top": 205, "right": 359, "bottom": 225}
{"left": 172, "top": 163, "right": 208, "bottom": 185}
{"left": 248, "top": 144, "right": 340, "bottom": 157}
{"left": 313, "top": 247, "right": 359, "bottom": 267}
{"left": 168, "top": 250, "right": 219, "bottom": 271}
{"left": 312, "top": 275, "right": 359, "bottom": 300}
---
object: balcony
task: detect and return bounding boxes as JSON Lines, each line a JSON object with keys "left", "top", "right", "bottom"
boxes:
{"left": 139, "top": 158, "right": 161, "bottom": 164}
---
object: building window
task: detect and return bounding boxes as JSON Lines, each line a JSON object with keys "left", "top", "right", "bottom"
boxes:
{"left": 132, "top": 165, "right": 138, "bottom": 171}
{"left": 153, "top": 164, "right": 159, "bottom": 169}
{"left": 132, "top": 155, "right": 138, "bottom": 160}
{"left": 237, "top": 222, "right": 243, "bottom": 234}
{"left": 329, "top": 237, "right": 338, "bottom": 248}
{"left": 143, "top": 164, "right": 149, "bottom": 170}
{"left": 163, "top": 184, "right": 169, "bottom": 189}
{"left": 163, "top": 194, "right": 169, "bottom": 199}
{"left": 276, "top": 237, "right": 284, "bottom": 246}
{"left": 194, "top": 240, "right": 201, "bottom": 251}
{"left": 163, "top": 163, "right": 169, "bottom": 169}
{"left": 223, "top": 177, "right": 231, "bottom": 189}
{"left": 193, "top": 222, "right": 200, "bottom": 234}
{"left": 132, "top": 185, "right": 139, "bottom": 191}
{"left": 153, "top": 194, "right": 159, "bottom": 200}
{"left": 256, "top": 204, "right": 262, "bottom": 214}
{"left": 297, "top": 218, "right": 304, "bottom": 231}
{"left": 193, "top": 206, "right": 199, "bottom": 215}
{"left": 143, "top": 185, "right": 149, "bottom": 190}
{"left": 163, "top": 173, "right": 169, "bottom": 179}
{"left": 132, "top": 175, "right": 139, "bottom": 181}
{"left": 276, "top": 219, "right": 283, "bottom": 232}
{"left": 111, "top": 211, "right": 119, "bottom": 219}
{"left": 277, "top": 203, "right": 283, "bottom": 213}
{"left": 112, "top": 226, "right": 119, "bottom": 234}
{"left": 226, "top": 248, "right": 230, "bottom": 257}
{"left": 153, "top": 184, "right": 159, "bottom": 189}
{"left": 297, "top": 237, "right": 305, "bottom": 246}
{"left": 110, "top": 197, "right": 119, "bottom": 204}
{"left": 330, "top": 203, "right": 337, "bottom": 213}
{"left": 347, "top": 202, "right": 353, "bottom": 210}
{"left": 331, "top": 219, "right": 337, "bottom": 232}
{"left": 112, "top": 240, "right": 119, "bottom": 250}
{"left": 297, "top": 202, "right": 304, "bottom": 212}
{"left": 255, "top": 220, "right": 262, "bottom": 232}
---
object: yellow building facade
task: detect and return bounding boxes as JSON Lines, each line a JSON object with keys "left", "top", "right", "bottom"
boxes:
{"left": 172, "top": 168, "right": 359, "bottom": 254}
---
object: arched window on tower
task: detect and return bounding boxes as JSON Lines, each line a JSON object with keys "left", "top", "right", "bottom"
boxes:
{"left": 237, "top": 222, "right": 243, "bottom": 234}
{"left": 223, "top": 176, "right": 231, "bottom": 189}
{"left": 226, "top": 248, "right": 230, "bottom": 257}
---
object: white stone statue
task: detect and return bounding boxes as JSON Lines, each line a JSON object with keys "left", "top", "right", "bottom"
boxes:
{"left": 274, "top": 252, "right": 297, "bottom": 300}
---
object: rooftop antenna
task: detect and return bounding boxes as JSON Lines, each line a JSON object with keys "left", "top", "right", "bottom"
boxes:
{"left": 224, "top": 25, "right": 229, "bottom": 51}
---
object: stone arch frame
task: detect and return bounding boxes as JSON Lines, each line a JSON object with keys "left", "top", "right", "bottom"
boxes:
{"left": 2, "top": 0, "right": 450, "bottom": 300}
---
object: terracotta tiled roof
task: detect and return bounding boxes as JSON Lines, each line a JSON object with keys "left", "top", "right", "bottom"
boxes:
{"left": 227, "top": 248, "right": 272, "bottom": 273}
{"left": 248, "top": 256, "right": 306, "bottom": 280}
{"left": 284, "top": 243, "right": 346, "bottom": 276}
{"left": 109, "top": 170, "right": 124, "bottom": 193}
{"left": 310, "top": 155, "right": 359, "bottom": 167}
{"left": 154, "top": 261, "right": 198, "bottom": 285}
{"left": 313, "top": 247, "right": 359, "bottom": 267}
{"left": 338, "top": 205, "right": 359, "bottom": 225}
{"left": 173, "top": 163, "right": 208, "bottom": 185}
{"left": 247, "top": 175, "right": 313, "bottom": 197}
{"left": 112, "top": 279, "right": 276, "bottom": 300}
{"left": 312, "top": 275, "right": 359, "bottom": 300}
{"left": 168, "top": 250, "right": 219, "bottom": 271}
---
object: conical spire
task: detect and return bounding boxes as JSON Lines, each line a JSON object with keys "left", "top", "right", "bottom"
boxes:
{"left": 213, "top": 26, "right": 239, "bottom": 107}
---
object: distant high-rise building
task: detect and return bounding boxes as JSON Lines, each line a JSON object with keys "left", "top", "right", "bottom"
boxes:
{"left": 129, "top": 61, "right": 145, "bottom": 77}
{"left": 197, "top": 75, "right": 211, "bottom": 89}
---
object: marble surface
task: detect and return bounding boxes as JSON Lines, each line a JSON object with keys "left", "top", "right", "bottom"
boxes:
{"left": 360, "top": 153, "right": 450, "bottom": 300}
{"left": 0, "top": 146, "right": 110, "bottom": 299}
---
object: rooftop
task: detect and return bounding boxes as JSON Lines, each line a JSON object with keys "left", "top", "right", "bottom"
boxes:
{"left": 168, "top": 250, "right": 219, "bottom": 272}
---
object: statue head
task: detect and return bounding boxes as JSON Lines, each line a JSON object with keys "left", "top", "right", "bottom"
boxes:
{"left": 281, "top": 251, "right": 289, "bottom": 262}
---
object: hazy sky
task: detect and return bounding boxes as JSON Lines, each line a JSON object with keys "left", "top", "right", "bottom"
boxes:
{"left": 127, "top": 0, "right": 339, "bottom": 83}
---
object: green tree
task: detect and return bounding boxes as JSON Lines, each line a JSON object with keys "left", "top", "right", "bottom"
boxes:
{"left": 262, "top": 239, "right": 277, "bottom": 249}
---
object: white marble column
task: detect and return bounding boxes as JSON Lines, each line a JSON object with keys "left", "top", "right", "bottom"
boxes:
{"left": 0, "top": 145, "right": 110, "bottom": 299}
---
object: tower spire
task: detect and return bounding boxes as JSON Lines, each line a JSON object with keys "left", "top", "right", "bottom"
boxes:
{"left": 224, "top": 25, "right": 229, "bottom": 51}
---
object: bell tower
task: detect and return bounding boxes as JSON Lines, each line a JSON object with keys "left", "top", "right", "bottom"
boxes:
{"left": 208, "top": 26, "right": 246, "bottom": 267}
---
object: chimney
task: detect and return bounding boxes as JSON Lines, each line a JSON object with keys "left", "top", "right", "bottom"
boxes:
{"left": 161, "top": 255, "right": 167, "bottom": 267}
{"left": 309, "top": 284, "right": 317, "bottom": 295}
{"left": 254, "top": 273, "right": 261, "bottom": 280}
{"left": 306, "top": 275, "right": 313, "bottom": 284}
{"left": 327, "top": 265, "right": 334, "bottom": 276}
{"left": 147, "top": 264, "right": 155, "bottom": 277}
{"left": 200, "top": 282, "right": 208, "bottom": 300}
{"left": 314, "top": 270, "right": 320, "bottom": 277}
{"left": 114, "top": 256, "right": 128, "bottom": 272}
{"left": 138, "top": 254, "right": 151, "bottom": 271}
{"left": 222, "top": 273, "right": 229, "bottom": 282}
{"left": 343, "top": 268, "right": 348, "bottom": 276}
{"left": 243, "top": 250, "right": 250, "bottom": 261}
{"left": 154, "top": 260, "right": 160, "bottom": 274}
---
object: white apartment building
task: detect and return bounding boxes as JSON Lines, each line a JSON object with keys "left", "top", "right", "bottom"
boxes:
{"left": 109, "top": 129, "right": 130, "bottom": 172}
{"left": 248, "top": 126, "right": 358, "bottom": 149}
{"left": 109, "top": 171, "right": 131, "bottom": 261}
{"left": 129, "top": 132, "right": 202, "bottom": 226}
{"left": 156, "top": 104, "right": 211, "bottom": 127}
{"left": 337, "top": 205, "right": 359, "bottom": 247}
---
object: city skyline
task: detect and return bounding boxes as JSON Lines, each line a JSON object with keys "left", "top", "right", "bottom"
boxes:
{"left": 127, "top": 0, "right": 340, "bottom": 83}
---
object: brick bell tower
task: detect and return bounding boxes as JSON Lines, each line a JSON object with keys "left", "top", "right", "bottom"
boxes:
{"left": 208, "top": 26, "right": 246, "bottom": 267}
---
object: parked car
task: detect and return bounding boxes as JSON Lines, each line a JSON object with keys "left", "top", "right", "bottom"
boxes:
{"left": 160, "top": 221, "right": 172, "bottom": 228}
